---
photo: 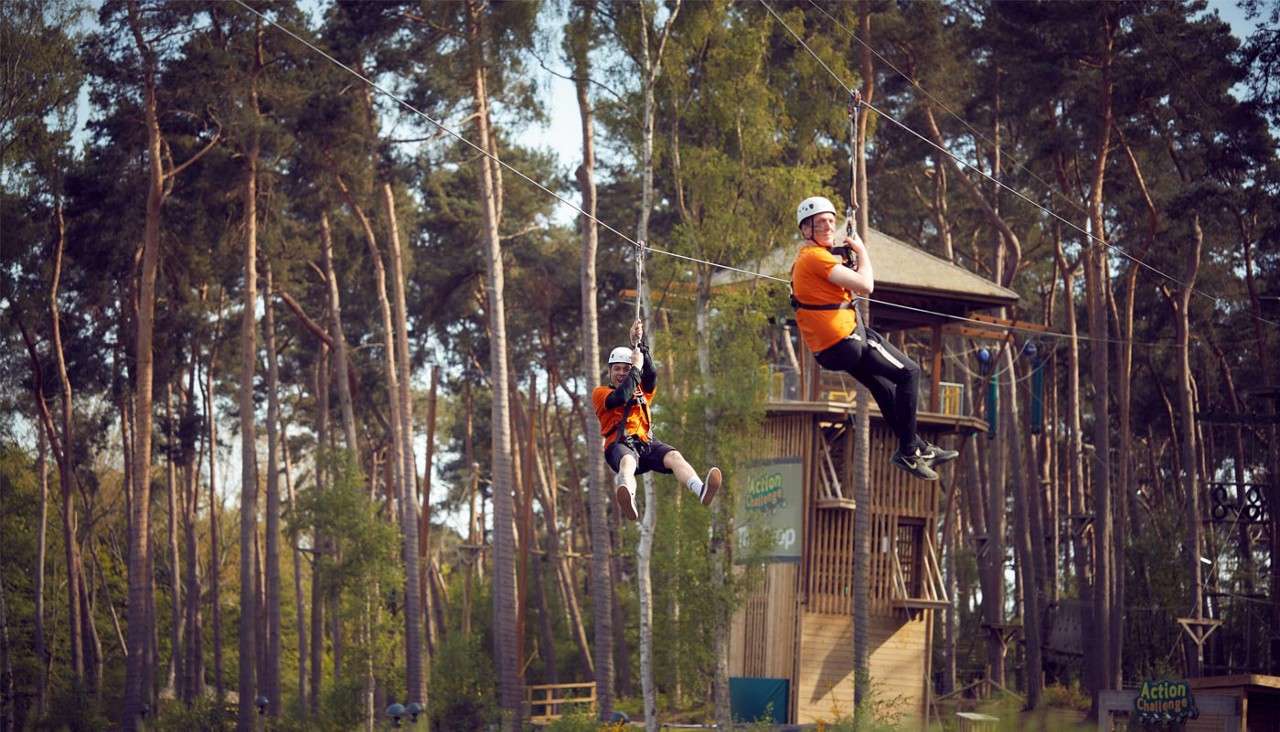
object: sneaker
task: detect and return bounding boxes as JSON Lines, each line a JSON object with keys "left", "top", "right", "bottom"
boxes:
{"left": 919, "top": 441, "right": 959, "bottom": 467}
{"left": 615, "top": 483, "right": 639, "bottom": 521}
{"left": 700, "top": 467, "right": 722, "bottom": 507}
{"left": 891, "top": 449, "right": 939, "bottom": 481}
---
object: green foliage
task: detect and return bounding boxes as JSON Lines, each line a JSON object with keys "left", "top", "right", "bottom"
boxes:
{"left": 808, "top": 676, "right": 910, "bottom": 732}
{"left": 1043, "top": 681, "right": 1091, "bottom": 713}
{"left": 285, "top": 450, "right": 406, "bottom": 722}
{"left": 149, "top": 696, "right": 234, "bottom": 732}
{"left": 543, "top": 710, "right": 603, "bottom": 731}
{"left": 289, "top": 450, "right": 399, "bottom": 594}
{"left": 427, "top": 633, "right": 498, "bottom": 730}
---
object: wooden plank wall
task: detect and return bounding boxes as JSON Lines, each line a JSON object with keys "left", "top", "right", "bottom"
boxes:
{"left": 794, "top": 610, "right": 930, "bottom": 725}
{"left": 733, "top": 409, "right": 946, "bottom": 726}
{"left": 808, "top": 423, "right": 944, "bottom": 615}
{"left": 729, "top": 564, "right": 800, "bottom": 679}
{"left": 728, "top": 414, "right": 808, "bottom": 679}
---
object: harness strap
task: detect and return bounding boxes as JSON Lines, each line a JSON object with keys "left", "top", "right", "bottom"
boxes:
{"left": 789, "top": 291, "right": 858, "bottom": 311}
{"left": 615, "top": 391, "right": 653, "bottom": 444}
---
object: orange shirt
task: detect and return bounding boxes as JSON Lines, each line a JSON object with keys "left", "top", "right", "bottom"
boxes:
{"left": 791, "top": 245, "right": 857, "bottom": 352}
{"left": 592, "top": 383, "right": 655, "bottom": 447}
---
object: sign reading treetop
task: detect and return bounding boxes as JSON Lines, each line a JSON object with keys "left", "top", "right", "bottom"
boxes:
{"left": 734, "top": 458, "right": 803, "bottom": 564}
{"left": 1133, "top": 679, "right": 1199, "bottom": 725}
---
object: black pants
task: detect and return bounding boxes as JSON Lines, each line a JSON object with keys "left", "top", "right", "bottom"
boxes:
{"left": 815, "top": 329, "right": 923, "bottom": 453}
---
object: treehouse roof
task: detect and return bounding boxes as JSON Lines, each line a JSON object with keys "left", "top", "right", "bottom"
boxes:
{"left": 712, "top": 227, "right": 1019, "bottom": 331}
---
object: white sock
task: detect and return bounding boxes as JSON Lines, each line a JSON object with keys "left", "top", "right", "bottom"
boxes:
{"left": 686, "top": 476, "right": 703, "bottom": 496}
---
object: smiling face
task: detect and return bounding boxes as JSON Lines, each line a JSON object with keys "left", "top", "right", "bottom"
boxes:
{"left": 609, "top": 361, "right": 633, "bottom": 386}
{"left": 801, "top": 212, "right": 839, "bottom": 247}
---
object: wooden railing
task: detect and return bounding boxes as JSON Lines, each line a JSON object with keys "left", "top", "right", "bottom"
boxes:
{"left": 525, "top": 681, "right": 597, "bottom": 724}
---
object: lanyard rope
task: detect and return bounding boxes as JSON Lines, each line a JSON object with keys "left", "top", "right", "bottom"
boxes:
{"left": 634, "top": 239, "right": 647, "bottom": 336}
{"left": 848, "top": 89, "right": 860, "bottom": 222}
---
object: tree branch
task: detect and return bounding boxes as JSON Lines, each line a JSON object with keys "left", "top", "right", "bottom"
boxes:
{"left": 276, "top": 289, "right": 333, "bottom": 348}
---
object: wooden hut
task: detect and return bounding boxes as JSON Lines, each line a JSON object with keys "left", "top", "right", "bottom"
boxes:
{"left": 715, "top": 227, "right": 1020, "bottom": 725}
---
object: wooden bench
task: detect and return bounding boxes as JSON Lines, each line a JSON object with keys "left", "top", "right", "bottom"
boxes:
{"left": 525, "top": 682, "right": 597, "bottom": 724}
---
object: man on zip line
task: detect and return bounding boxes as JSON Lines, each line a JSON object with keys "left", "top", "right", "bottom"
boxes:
{"left": 592, "top": 319, "right": 722, "bottom": 521}
{"left": 789, "top": 195, "right": 957, "bottom": 480}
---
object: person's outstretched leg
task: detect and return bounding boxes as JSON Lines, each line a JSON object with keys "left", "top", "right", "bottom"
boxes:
{"left": 662, "top": 450, "right": 721, "bottom": 506}
{"left": 848, "top": 333, "right": 938, "bottom": 480}
{"left": 615, "top": 453, "right": 639, "bottom": 521}
{"left": 860, "top": 334, "right": 958, "bottom": 470}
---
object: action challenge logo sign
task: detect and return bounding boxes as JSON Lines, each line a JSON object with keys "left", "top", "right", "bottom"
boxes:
{"left": 1133, "top": 679, "right": 1198, "bottom": 725}
{"left": 734, "top": 458, "right": 802, "bottom": 563}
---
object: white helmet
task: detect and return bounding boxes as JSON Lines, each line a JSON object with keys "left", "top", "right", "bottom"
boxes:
{"left": 796, "top": 195, "right": 838, "bottom": 227}
{"left": 607, "top": 346, "right": 634, "bottom": 365}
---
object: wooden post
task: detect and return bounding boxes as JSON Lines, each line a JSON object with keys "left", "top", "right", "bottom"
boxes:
{"left": 930, "top": 325, "right": 943, "bottom": 412}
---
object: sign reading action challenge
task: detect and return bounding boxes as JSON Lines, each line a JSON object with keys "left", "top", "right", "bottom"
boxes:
{"left": 734, "top": 458, "right": 802, "bottom": 564}
{"left": 1133, "top": 679, "right": 1198, "bottom": 725}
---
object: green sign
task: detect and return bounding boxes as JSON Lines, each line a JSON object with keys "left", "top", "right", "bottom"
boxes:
{"left": 734, "top": 458, "right": 803, "bottom": 563}
{"left": 1133, "top": 679, "right": 1198, "bottom": 725}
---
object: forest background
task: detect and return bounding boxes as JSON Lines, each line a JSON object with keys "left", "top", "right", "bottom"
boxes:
{"left": 2, "top": 0, "right": 1278, "bottom": 730}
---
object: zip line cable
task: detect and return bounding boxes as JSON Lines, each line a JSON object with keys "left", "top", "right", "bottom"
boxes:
{"left": 236, "top": 1, "right": 1216, "bottom": 351}
{"left": 764, "top": 0, "right": 1184, "bottom": 292}
{"left": 227, "top": 0, "right": 772, "bottom": 285}
{"left": 803, "top": 0, "right": 1087, "bottom": 221}
{"left": 762, "top": 0, "right": 1280, "bottom": 328}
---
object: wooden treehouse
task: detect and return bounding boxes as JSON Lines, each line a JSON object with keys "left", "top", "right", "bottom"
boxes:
{"left": 713, "top": 227, "right": 1020, "bottom": 725}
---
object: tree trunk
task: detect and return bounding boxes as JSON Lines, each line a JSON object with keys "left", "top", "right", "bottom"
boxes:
{"left": 610, "top": 529, "right": 633, "bottom": 699}
{"left": 1179, "top": 216, "right": 1205, "bottom": 672}
{"left": 320, "top": 211, "right": 360, "bottom": 456}
{"left": 310, "top": 347, "right": 329, "bottom": 715}
{"left": 146, "top": 509, "right": 158, "bottom": 710}
{"left": 941, "top": 476, "right": 958, "bottom": 696}
{"left": 1085, "top": 8, "right": 1116, "bottom": 701}
{"left": 165, "top": 385, "right": 183, "bottom": 696}
{"left": 853, "top": 2, "right": 874, "bottom": 711}
{"left": 422, "top": 365, "right": 441, "bottom": 655}
{"left": 568, "top": 0, "right": 614, "bottom": 717}
{"left": 468, "top": 1, "right": 521, "bottom": 724}
{"left": 628, "top": 1, "right": 680, "bottom": 724}
{"left": 203, "top": 317, "right": 225, "bottom": 703}
{"left": 236, "top": 35, "right": 263, "bottom": 726}
{"left": 255, "top": 527, "right": 268, "bottom": 698}
{"left": 1053, "top": 232, "right": 1091, "bottom": 612}
{"left": 33, "top": 421, "right": 50, "bottom": 716}
{"left": 263, "top": 263, "right": 284, "bottom": 716}
{"left": 43, "top": 202, "right": 82, "bottom": 695}
{"left": 693, "top": 270, "right": 731, "bottom": 729}
{"left": 182, "top": 363, "right": 204, "bottom": 704}
{"left": 382, "top": 182, "right": 426, "bottom": 707}
{"left": 0, "top": 573, "right": 12, "bottom": 731}
{"left": 280, "top": 417, "right": 307, "bottom": 709}
{"left": 123, "top": 3, "right": 163, "bottom": 725}
{"left": 1006, "top": 351, "right": 1042, "bottom": 708}
{"left": 532, "top": 539, "right": 558, "bottom": 684}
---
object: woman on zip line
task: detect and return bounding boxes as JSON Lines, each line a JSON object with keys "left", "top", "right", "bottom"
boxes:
{"left": 789, "top": 195, "right": 957, "bottom": 481}
{"left": 592, "top": 318, "right": 722, "bottom": 521}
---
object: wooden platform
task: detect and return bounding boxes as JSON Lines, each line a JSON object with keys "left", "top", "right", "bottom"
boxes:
{"left": 766, "top": 399, "right": 990, "bottom": 436}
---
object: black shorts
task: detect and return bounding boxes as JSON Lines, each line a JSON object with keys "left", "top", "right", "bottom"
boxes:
{"left": 605, "top": 437, "right": 675, "bottom": 476}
